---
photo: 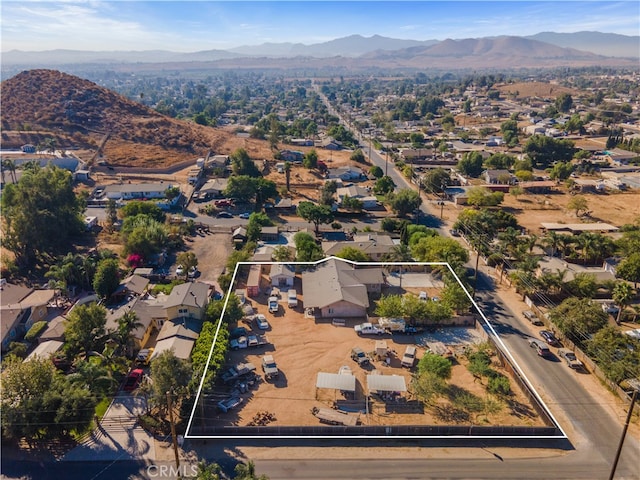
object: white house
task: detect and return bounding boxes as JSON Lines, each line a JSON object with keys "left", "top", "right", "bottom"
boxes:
{"left": 270, "top": 264, "right": 295, "bottom": 287}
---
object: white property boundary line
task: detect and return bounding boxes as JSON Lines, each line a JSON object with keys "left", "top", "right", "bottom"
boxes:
{"left": 185, "top": 256, "right": 567, "bottom": 440}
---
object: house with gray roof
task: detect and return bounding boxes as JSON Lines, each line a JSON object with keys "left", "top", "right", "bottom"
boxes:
{"left": 302, "top": 258, "right": 383, "bottom": 318}
{"left": 270, "top": 263, "right": 295, "bottom": 287}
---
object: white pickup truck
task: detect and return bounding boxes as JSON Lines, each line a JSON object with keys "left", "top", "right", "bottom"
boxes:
{"left": 354, "top": 322, "right": 385, "bottom": 336}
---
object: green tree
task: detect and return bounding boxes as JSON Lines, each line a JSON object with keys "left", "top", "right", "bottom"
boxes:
{"left": 369, "top": 165, "right": 383, "bottom": 178}
{"left": 320, "top": 180, "right": 338, "bottom": 206}
{"left": 565, "top": 272, "right": 598, "bottom": 298}
{"left": 485, "top": 152, "right": 515, "bottom": 170}
{"left": 224, "top": 175, "right": 257, "bottom": 202}
{"left": 297, "top": 202, "right": 334, "bottom": 234}
{"left": 412, "top": 371, "right": 446, "bottom": 406}
{"left": 466, "top": 187, "right": 504, "bottom": 207}
{"left": 293, "top": 231, "right": 324, "bottom": 262}
{"left": 549, "top": 297, "right": 608, "bottom": 343}
{"left": 64, "top": 303, "right": 107, "bottom": 359}
{"left": 441, "top": 281, "right": 472, "bottom": 314}
{"left": 1, "top": 165, "right": 84, "bottom": 266}
{"left": 231, "top": 148, "right": 261, "bottom": 177}
{"left": 616, "top": 253, "right": 640, "bottom": 287}
{"left": 420, "top": 168, "right": 450, "bottom": 193}
{"left": 272, "top": 245, "right": 293, "bottom": 262}
{"left": 587, "top": 326, "right": 640, "bottom": 384}
{"left": 417, "top": 352, "right": 452, "bottom": 379}
{"left": 549, "top": 161, "right": 574, "bottom": 180}
{"left": 373, "top": 175, "right": 395, "bottom": 195}
{"left": 341, "top": 195, "right": 363, "bottom": 212}
{"left": 612, "top": 282, "right": 634, "bottom": 324}
{"left": 120, "top": 201, "right": 166, "bottom": 223}
{"left": 176, "top": 251, "right": 198, "bottom": 278}
{"left": 457, "top": 151, "right": 484, "bottom": 178}
{"left": 510, "top": 186, "right": 524, "bottom": 201}
{"left": 335, "top": 246, "right": 370, "bottom": 262}
{"left": 122, "top": 215, "right": 168, "bottom": 258}
{"left": 555, "top": 93, "right": 573, "bottom": 113}
{"left": 350, "top": 149, "right": 365, "bottom": 163}
{"left": 411, "top": 236, "right": 469, "bottom": 266}
{"left": 105, "top": 199, "right": 118, "bottom": 231}
{"left": 567, "top": 195, "right": 588, "bottom": 217}
{"left": 374, "top": 294, "right": 405, "bottom": 318}
{"left": 385, "top": 189, "right": 422, "bottom": 217}
{"left": 523, "top": 135, "right": 575, "bottom": 168}
{"left": 93, "top": 258, "right": 120, "bottom": 299}
{"left": 114, "top": 310, "right": 144, "bottom": 357}
{"left": 303, "top": 149, "right": 318, "bottom": 169}
{"left": 150, "top": 350, "right": 192, "bottom": 414}
{"left": 234, "top": 460, "right": 269, "bottom": 480}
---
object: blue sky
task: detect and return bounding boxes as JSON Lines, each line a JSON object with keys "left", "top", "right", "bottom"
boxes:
{"left": 1, "top": 1, "right": 638, "bottom": 52}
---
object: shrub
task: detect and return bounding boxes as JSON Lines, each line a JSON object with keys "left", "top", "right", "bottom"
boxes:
{"left": 487, "top": 375, "right": 511, "bottom": 396}
{"left": 24, "top": 321, "right": 48, "bottom": 343}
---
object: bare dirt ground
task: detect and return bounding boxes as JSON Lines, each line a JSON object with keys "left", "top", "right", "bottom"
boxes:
{"left": 500, "top": 189, "right": 640, "bottom": 234}
{"left": 188, "top": 231, "right": 234, "bottom": 291}
{"left": 496, "top": 82, "right": 578, "bottom": 99}
{"left": 206, "top": 273, "right": 544, "bottom": 430}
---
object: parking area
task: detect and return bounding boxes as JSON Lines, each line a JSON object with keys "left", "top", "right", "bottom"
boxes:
{"left": 202, "top": 268, "right": 546, "bottom": 430}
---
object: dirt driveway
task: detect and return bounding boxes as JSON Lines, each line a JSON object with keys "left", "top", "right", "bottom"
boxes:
{"left": 188, "top": 231, "right": 233, "bottom": 291}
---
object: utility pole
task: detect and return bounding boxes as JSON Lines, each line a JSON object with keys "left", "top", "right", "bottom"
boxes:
{"left": 608, "top": 380, "right": 640, "bottom": 480}
{"left": 472, "top": 251, "right": 481, "bottom": 298}
{"left": 167, "top": 390, "right": 180, "bottom": 471}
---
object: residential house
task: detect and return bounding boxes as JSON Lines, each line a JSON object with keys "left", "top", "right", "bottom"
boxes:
{"left": 164, "top": 282, "right": 210, "bottom": 321}
{"left": 270, "top": 264, "right": 295, "bottom": 287}
{"left": 483, "top": 169, "right": 513, "bottom": 185}
{"left": 326, "top": 166, "right": 365, "bottom": 182}
{"left": 200, "top": 178, "right": 229, "bottom": 198}
{"left": 319, "top": 137, "right": 342, "bottom": 150}
{"left": 39, "top": 315, "right": 67, "bottom": 343}
{"left": 336, "top": 185, "right": 378, "bottom": 210}
{"left": 102, "top": 182, "right": 172, "bottom": 201}
{"left": 24, "top": 340, "right": 64, "bottom": 362}
{"left": 208, "top": 155, "right": 230, "bottom": 169}
{"left": 302, "top": 258, "right": 384, "bottom": 318}
{"left": 279, "top": 150, "right": 305, "bottom": 162}
{"left": 150, "top": 318, "right": 201, "bottom": 361}
{"left": 260, "top": 226, "right": 279, "bottom": 242}
{"left": 112, "top": 274, "right": 149, "bottom": 300}
{"left": 273, "top": 198, "right": 295, "bottom": 212}
{"left": 290, "top": 138, "right": 314, "bottom": 147}
{"left": 518, "top": 180, "right": 556, "bottom": 194}
{"left": 322, "top": 234, "right": 397, "bottom": 261}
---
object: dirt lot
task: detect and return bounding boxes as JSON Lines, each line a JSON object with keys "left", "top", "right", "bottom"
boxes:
{"left": 187, "top": 231, "right": 234, "bottom": 290}
{"left": 204, "top": 271, "right": 544, "bottom": 430}
{"left": 499, "top": 189, "right": 640, "bottom": 234}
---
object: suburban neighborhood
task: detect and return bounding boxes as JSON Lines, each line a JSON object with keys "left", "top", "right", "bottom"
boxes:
{"left": 1, "top": 25, "right": 640, "bottom": 480}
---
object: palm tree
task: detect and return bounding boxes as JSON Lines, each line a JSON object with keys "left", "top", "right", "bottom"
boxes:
{"left": 612, "top": 282, "right": 634, "bottom": 325}
{"left": 115, "top": 310, "right": 144, "bottom": 357}
{"left": 234, "top": 460, "right": 268, "bottom": 480}
{"left": 2, "top": 159, "right": 17, "bottom": 183}
{"left": 556, "top": 234, "right": 575, "bottom": 259}
{"left": 284, "top": 161, "right": 291, "bottom": 192}
{"left": 542, "top": 231, "right": 561, "bottom": 257}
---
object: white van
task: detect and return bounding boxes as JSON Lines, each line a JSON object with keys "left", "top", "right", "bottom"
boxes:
{"left": 287, "top": 289, "right": 298, "bottom": 308}
{"left": 401, "top": 346, "right": 417, "bottom": 368}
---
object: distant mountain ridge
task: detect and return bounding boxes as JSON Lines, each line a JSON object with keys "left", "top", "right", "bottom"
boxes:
{"left": 1, "top": 32, "right": 637, "bottom": 70}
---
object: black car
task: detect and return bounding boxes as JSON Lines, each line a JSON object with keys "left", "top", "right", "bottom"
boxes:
{"left": 540, "top": 330, "right": 560, "bottom": 347}
{"left": 217, "top": 211, "right": 234, "bottom": 218}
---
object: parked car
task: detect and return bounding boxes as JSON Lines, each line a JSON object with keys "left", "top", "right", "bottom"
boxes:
{"left": 268, "top": 296, "right": 279, "bottom": 313}
{"left": 351, "top": 347, "right": 370, "bottom": 365}
{"left": 529, "top": 339, "right": 551, "bottom": 357}
{"left": 401, "top": 346, "right": 417, "bottom": 368}
{"left": 450, "top": 229, "right": 460, "bottom": 237}
{"left": 354, "top": 322, "right": 384, "bottom": 336}
{"left": 216, "top": 211, "right": 234, "bottom": 218}
{"left": 175, "top": 265, "right": 184, "bottom": 276}
{"left": 123, "top": 368, "right": 144, "bottom": 391}
{"left": 238, "top": 212, "right": 251, "bottom": 219}
{"left": 540, "top": 330, "right": 561, "bottom": 347}
{"left": 523, "top": 310, "right": 544, "bottom": 326}
{"left": 136, "top": 347, "right": 154, "bottom": 366}
{"left": 558, "top": 348, "right": 584, "bottom": 369}
{"left": 261, "top": 355, "right": 279, "bottom": 379}
{"left": 217, "top": 396, "right": 243, "bottom": 413}
{"left": 255, "top": 314, "right": 269, "bottom": 330}
{"left": 188, "top": 266, "right": 198, "bottom": 278}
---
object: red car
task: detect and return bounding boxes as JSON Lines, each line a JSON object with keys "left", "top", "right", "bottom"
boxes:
{"left": 123, "top": 369, "right": 144, "bottom": 391}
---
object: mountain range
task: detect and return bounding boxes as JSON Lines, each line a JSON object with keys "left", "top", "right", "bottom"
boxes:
{"left": 1, "top": 32, "right": 638, "bottom": 71}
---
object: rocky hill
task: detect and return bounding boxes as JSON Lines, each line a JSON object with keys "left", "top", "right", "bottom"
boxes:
{"left": 0, "top": 69, "right": 240, "bottom": 167}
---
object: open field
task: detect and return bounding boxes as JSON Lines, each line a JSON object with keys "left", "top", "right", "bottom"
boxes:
{"left": 202, "top": 270, "right": 545, "bottom": 431}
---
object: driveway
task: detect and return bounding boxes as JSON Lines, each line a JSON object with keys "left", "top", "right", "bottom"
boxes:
{"left": 62, "top": 394, "right": 158, "bottom": 462}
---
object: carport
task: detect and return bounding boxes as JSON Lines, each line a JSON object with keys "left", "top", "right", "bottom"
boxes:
{"left": 367, "top": 374, "right": 407, "bottom": 402}
{"left": 315, "top": 372, "right": 356, "bottom": 400}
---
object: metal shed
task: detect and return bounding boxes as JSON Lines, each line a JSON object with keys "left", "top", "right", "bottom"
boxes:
{"left": 366, "top": 374, "right": 407, "bottom": 393}
{"left": 316, "top": 372, "right": 356, "bottom": 392}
